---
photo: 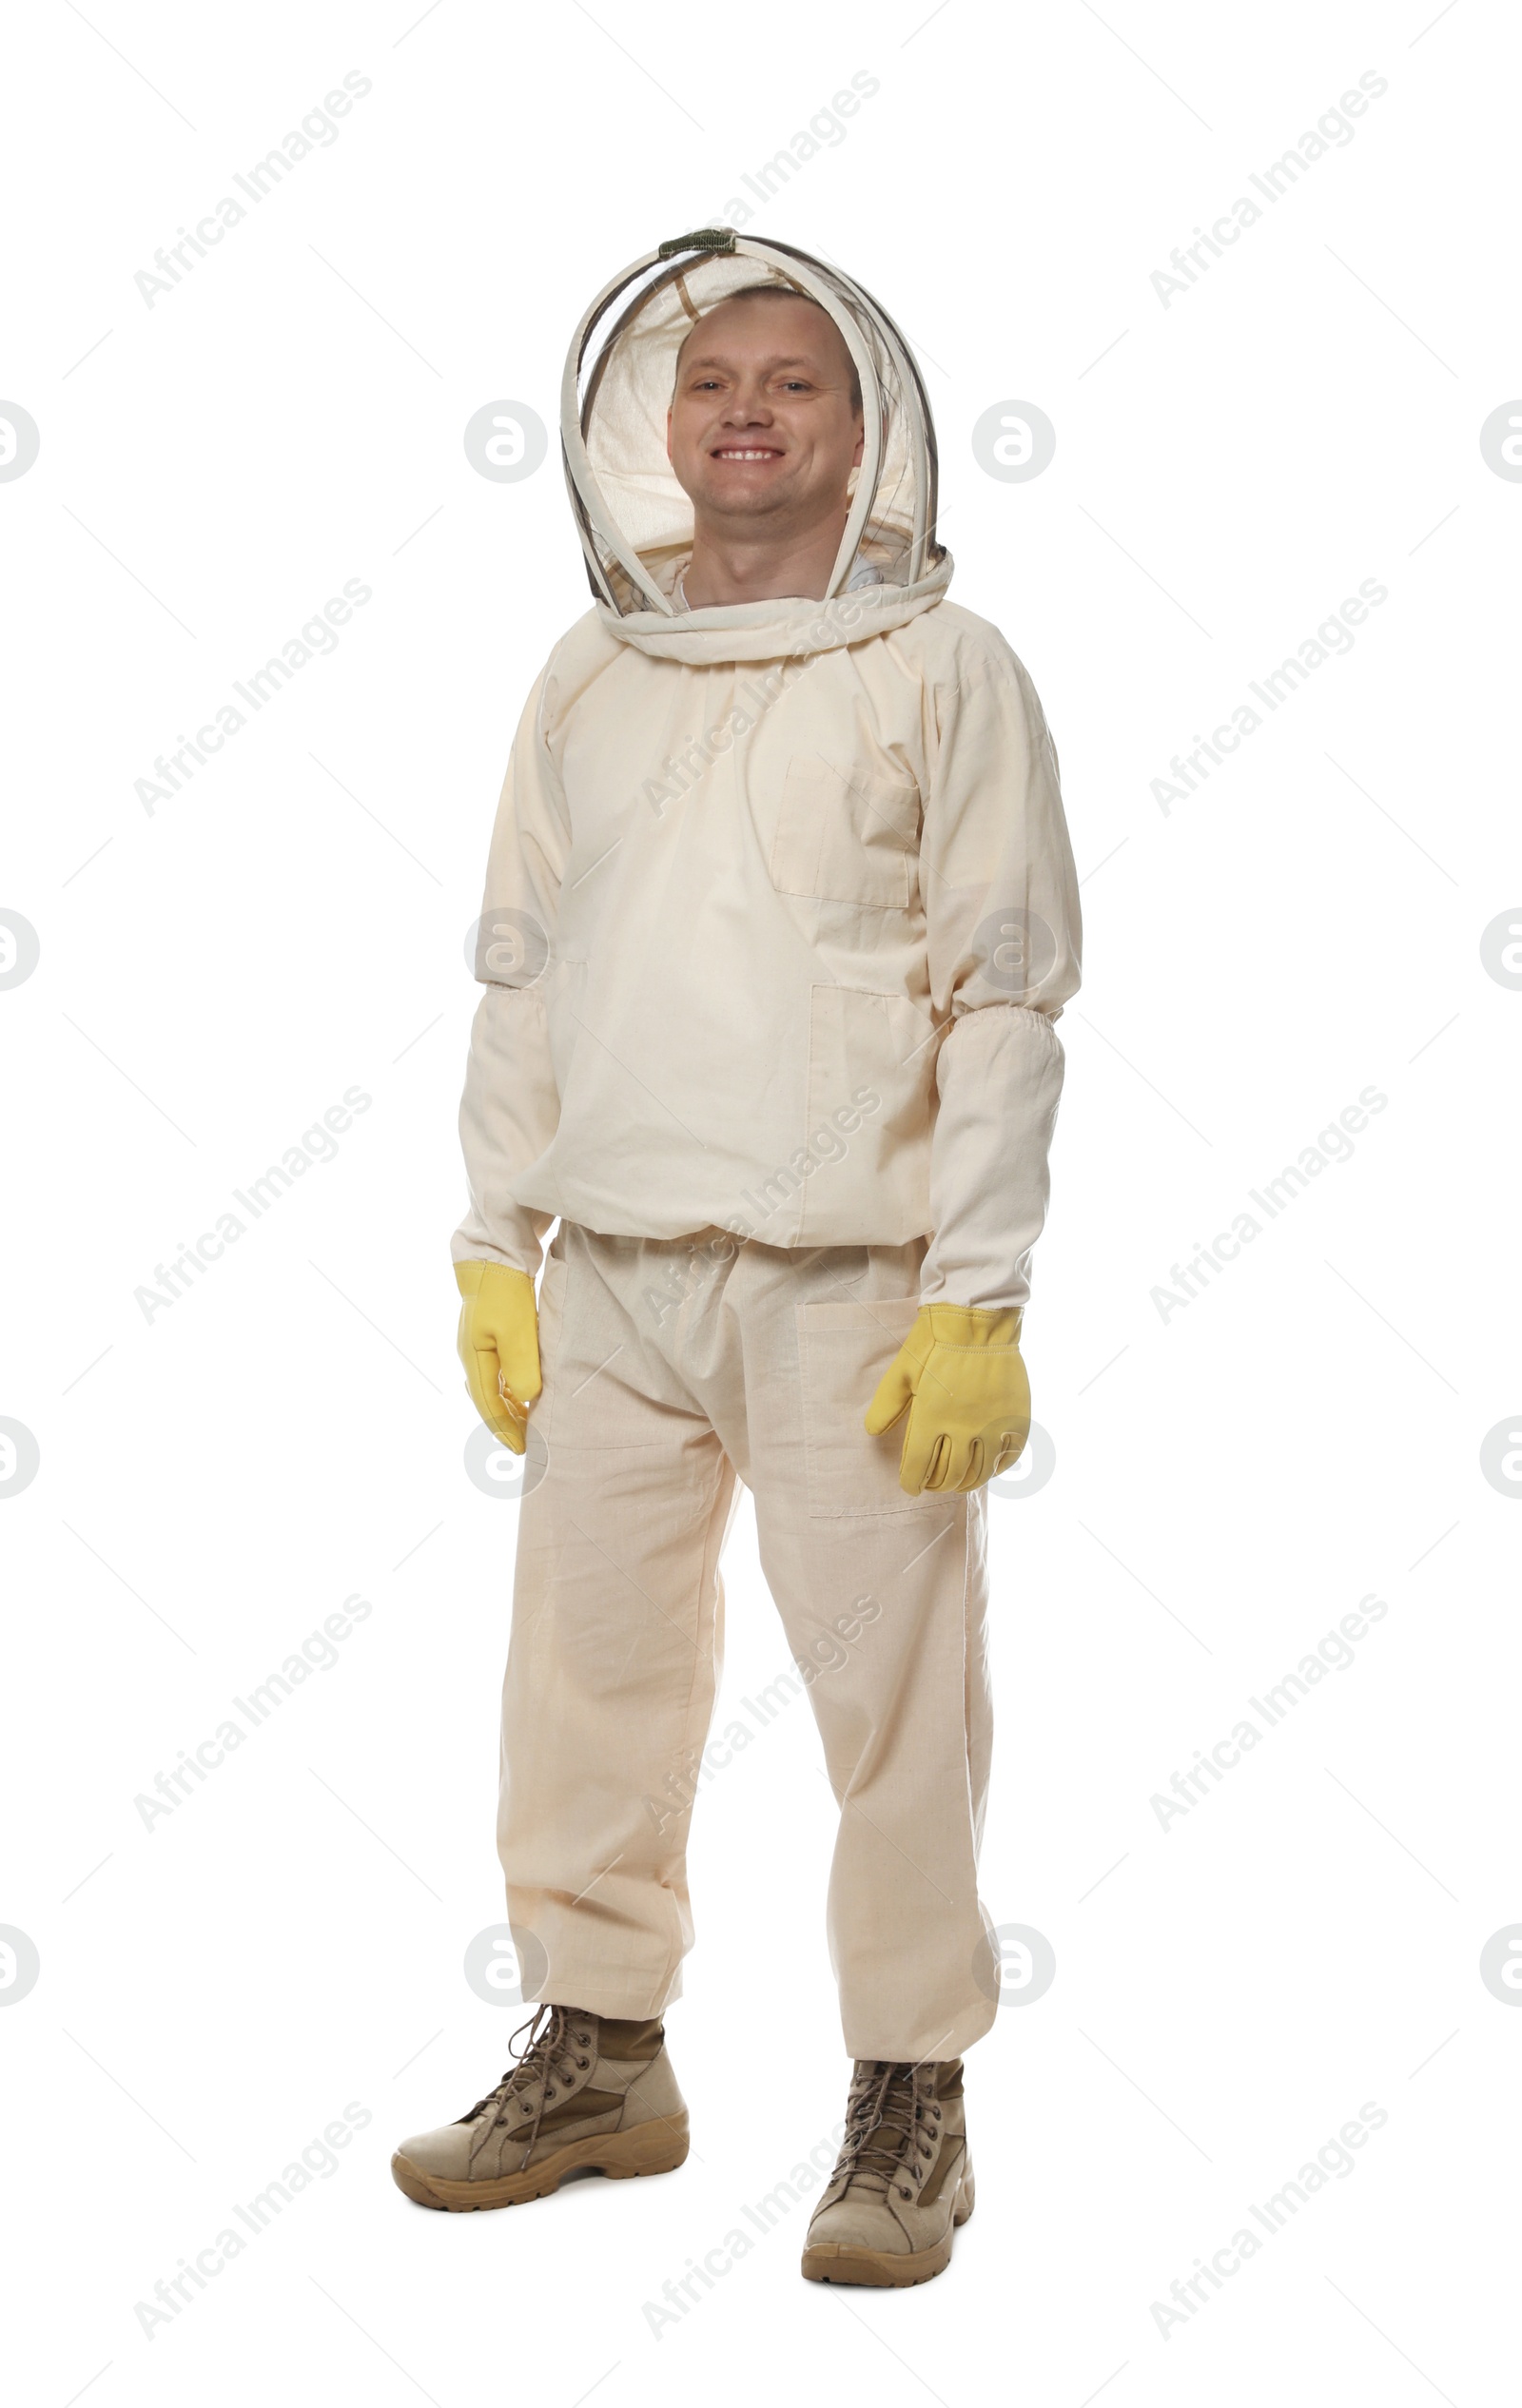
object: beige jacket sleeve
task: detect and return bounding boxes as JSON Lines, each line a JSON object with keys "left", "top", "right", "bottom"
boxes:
{"left": 451, "top": 663, "right": 570, "bottom": 1278}
{"left": 917, "top": 639, "right": 1082, "bottom": 1313}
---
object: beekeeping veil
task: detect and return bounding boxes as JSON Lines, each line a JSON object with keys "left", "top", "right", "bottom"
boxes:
{"left": 561, "top": 228, "right": 950, "bottom": 643}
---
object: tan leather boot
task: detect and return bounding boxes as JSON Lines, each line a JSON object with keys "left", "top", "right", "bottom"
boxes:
{"left": 802, "top": 2056, "right": 974, "bottom": 2285}
{"left": 391, "top": 2004, "right": 689, "bottom": 2210}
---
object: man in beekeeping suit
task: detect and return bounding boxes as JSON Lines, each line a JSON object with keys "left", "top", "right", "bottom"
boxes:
{"left": 392, "top": 231, "right": 1081, "bottom": 2289}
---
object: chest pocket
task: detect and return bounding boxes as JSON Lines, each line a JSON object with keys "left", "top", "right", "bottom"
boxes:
{"left": 769, "top": 753, "right": 921, "bottom": 911}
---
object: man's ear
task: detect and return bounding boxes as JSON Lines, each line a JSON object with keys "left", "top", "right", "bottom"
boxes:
{"left": 851, "top": 414, "right": 865, "bottom": 469}
{"left": 666, "top": 405, "right": 673, "bottom": 465}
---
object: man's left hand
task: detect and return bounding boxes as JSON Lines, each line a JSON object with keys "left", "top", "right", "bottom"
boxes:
{"left": 865, "top": 1304, "right": 1031, "bottom": 1496}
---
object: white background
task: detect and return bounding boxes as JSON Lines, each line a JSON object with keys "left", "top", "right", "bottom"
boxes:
{"left": 3, "top": 1, "right": 1518, "bottom": 2401}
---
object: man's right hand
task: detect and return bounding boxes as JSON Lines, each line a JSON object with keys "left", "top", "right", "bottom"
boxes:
{"left": 455, "top": 1260, "right": 541, "bottom": 1453}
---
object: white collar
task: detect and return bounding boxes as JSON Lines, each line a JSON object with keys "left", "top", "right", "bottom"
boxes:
{"left": 672, "top": 558, "right": 883, "bottom": 612}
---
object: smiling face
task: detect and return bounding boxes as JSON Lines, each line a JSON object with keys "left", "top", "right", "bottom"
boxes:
{"left": 666, "top": 291, "right": 865, "bottom": 546}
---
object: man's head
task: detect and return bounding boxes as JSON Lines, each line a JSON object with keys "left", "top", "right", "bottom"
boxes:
{"left": 667, "top": 286, "right": 865, "bottom": 549}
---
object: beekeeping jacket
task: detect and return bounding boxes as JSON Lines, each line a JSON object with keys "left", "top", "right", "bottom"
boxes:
{"left": 453, "top": 231, "right": 1081, "bottom": 1311}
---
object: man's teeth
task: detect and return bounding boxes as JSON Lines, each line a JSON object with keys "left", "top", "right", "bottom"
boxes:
{"left": 716, "top": 448, "right": 778, "bottom": 458}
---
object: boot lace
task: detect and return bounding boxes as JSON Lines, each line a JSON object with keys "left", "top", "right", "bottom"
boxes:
{"left": 463, "top": 2004, "right": 594, "bottom": 2169}
{"left": 829, "top": 2060, "right": 941, "bottom": 2201}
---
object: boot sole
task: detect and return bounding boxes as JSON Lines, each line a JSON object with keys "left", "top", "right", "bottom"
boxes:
{"left": 391, "top": 2110, "right": 690, "bottom": 2211}
{"left": 801, "top": 2160, "right": 975, "bottom": 2287}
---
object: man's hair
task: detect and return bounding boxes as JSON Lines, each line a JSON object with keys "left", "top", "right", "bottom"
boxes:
{"left": 673, "top": 284, "right": 863, "bottom": 414}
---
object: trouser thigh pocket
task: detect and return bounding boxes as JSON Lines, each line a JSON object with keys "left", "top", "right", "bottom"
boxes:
{"left": 795, "top": 1293, "right": 932, "bottom": 1518}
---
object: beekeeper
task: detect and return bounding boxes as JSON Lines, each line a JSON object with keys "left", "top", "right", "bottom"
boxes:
{"left": 392, "top": 230, "right": 1081, "bottom": 2290}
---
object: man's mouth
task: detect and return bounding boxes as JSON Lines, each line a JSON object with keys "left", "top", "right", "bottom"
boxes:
{"left": 711, "top": 445, "right": 784, "bottom": 461}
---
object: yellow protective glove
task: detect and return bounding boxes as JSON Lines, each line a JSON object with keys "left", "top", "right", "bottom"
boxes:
{"left": 865, "top": 1304, "right": 1030, "bottom": 1496}
{"left": 455, "top": 1260, "right": 541, "bottom": 1453}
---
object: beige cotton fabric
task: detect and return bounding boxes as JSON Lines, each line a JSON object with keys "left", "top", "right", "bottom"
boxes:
{"left": 453, "top": 229, "right": 1082, "bottom": 1312}
{"left": 498, "top": 1217, "right": 1002, "bottom": 2063}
